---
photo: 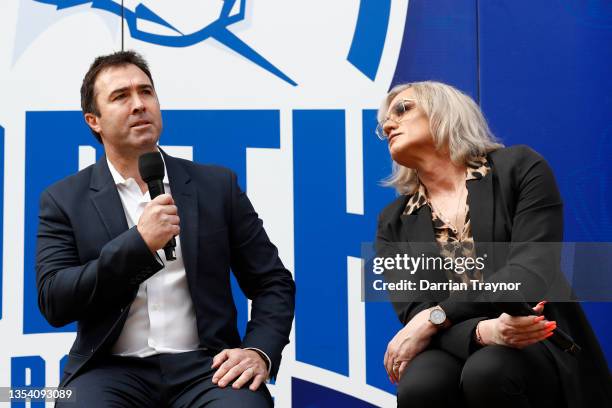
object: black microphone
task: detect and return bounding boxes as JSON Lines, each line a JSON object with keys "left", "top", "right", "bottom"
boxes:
{"left": 493, "top": 302, "right": 581, "bottom": 355}
{"left": 138, "top": 151, "right": 176, "bottom": 261}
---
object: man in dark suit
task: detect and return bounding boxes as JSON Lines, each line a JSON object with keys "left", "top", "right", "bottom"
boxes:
{"left": 36, "top": 50, "right": 295, "bottom": 407}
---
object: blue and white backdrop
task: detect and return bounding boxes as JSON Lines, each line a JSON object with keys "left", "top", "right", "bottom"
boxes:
{"left": 0, "top": 1, "right": 610, "bottom": 407}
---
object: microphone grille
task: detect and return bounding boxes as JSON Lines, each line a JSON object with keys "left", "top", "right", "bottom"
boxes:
{"left": 138, "top": 151, "right": 165, "bottom": 183}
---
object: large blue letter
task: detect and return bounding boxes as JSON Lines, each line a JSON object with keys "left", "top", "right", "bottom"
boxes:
{"left": 293, "top": 109, "right": 399, "bottom": 391}
{"left": 11, "top": 356, "right": 45, "bottom": 408}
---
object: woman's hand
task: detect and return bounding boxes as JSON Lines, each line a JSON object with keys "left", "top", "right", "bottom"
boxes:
{"left": 478, "top": 301, "right": 556, "bottom": 349}
{"left": 384, "top": 307, "right": 440, "bottom": 384}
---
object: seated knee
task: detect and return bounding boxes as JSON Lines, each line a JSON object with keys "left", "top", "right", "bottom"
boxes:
{"left": 461, "top": 346, "right": 524, "bottom": 397}
{"left": 397, "top": 375, "right": 449, "bottom": 408}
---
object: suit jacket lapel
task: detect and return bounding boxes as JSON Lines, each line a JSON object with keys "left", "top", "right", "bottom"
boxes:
{"left": 162, "top": 151, "right": 199, "bottom": 280}
{"left": 467, "top": 169, "right": 496, "bottom": 276}
{"left": 398, "top": 201, "right": 449, "bottom": 287}
{"left": 89, "top": 158, "right": 129, "bottom": 240}
{"left": 400, "top": 203, "right": 440, "bottom": 258}
{"left": 467, "top": 171, "right": 494, "bottom": 244}
{"left": 400, "top": 204, "right": 436, "bottom": 243}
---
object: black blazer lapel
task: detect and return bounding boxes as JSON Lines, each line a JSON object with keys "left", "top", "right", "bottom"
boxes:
{"left": 89, "top": 158, "right": 129, "bottom": 240}
{"left": 467, "top": 171, "right": 495, "bottom": 244}
{"left": 398, "top": 202, "right": 449, "bottom": 290}
{"left": 400, "top": 204, "right": 440, "bottom": 258}
{"left": 163, "top": 152, "right": 199, "bottom": 282}
{"left": 467, "top": 170, "right": 496, "bottom": 276}
{"left": 400, "top": 205, "right": 436, "bottom": 243}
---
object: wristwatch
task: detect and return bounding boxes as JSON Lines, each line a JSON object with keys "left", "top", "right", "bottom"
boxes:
{"left": 429, "top": 306, "right": 448, "bottom": 328}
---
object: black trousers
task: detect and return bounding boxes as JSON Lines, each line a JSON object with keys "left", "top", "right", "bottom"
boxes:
{"left": 397, "top": 344, "right": 564, "bottom": 408}
{"left": 56, "top": 350, "right": 273, "bottom": 408}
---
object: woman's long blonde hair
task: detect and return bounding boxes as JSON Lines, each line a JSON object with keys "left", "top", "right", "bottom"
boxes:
{"left": 379, "top": 81, "right": 504, "bottom": 195}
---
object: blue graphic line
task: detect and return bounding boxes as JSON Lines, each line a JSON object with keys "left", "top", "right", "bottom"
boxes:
{"left": 33, "top": 0, "right": 297, "bottom": 86}
{"left": 133, "top": 3, "right": 183, "bottom": 35}
{"left": 347, "top": 0, "right": 391, "bottom": 81}
{"left": 222, "top": 0, "right": 246, "bottom": 25}
{"left": 211, "top": 27, "right": 298, "bottom": 86}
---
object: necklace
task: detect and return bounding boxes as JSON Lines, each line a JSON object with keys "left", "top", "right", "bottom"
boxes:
{"left": 429, "top": 185, "right": 467, "bottom": 240}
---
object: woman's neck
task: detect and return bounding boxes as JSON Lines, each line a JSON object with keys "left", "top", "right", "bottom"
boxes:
{"left": 415, "top": 154, "right": 466, "bottom": 197}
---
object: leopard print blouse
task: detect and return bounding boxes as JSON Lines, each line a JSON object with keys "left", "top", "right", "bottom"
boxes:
{"left": 403, "top": 157, "right": 491, "bottom": 285}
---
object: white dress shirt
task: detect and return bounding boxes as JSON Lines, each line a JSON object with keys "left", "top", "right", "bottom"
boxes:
{"left": 108, "top": 157, "right": 200, "bottom": 357}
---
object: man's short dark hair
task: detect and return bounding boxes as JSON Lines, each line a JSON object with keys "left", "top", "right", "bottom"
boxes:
{"left": 80, "top": 50, "right": 155, "bottom": 143}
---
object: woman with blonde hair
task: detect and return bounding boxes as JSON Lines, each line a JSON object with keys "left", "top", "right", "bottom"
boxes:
{"left": 376, "top": 81, "right": 611, "bottom": 407}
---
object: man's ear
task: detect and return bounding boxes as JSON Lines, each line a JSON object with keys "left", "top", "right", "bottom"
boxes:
{"left": 84, "top": 113, "right": 102, "bottom": 134}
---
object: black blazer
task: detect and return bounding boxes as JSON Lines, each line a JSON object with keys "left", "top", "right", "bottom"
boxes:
{"left": 36, "top": 152, "right": 295, "bottom": 385}
{"left": 376, "top": 145, "right": 612, "bottom": 407}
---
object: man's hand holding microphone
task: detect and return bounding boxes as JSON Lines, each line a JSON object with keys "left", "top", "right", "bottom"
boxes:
{"left": 137, "top": 193, "right": 180, "bottom": 255}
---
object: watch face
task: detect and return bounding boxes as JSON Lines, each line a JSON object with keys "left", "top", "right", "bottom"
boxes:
{"left": 430, "top": 309, "right": 446, "bottom": 325}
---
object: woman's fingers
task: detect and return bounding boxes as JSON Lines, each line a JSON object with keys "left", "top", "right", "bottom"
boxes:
{"left": 383, "top": 350, "right": 389, "bottom": 374}
{"left": 512, "top": 327, "right": 556, "bottom": 344}
{"left": 385, "top": 343, "right": 403, "bottom": 383}
{"left": 512, "top": 331, "right": 554, "bottom": 348}
{"left": 385, "top": 339, "right": 422, "bottom": 384}
{"left": 397, "top": 360, "right": 409, "bottom": 381}
{"left": 504, "top": 301, "right": 548, "bottom": 336}
{"left": 494, "top": 311, "right": 558, "bottom": 347}
{"left": 513, "top": 321, "right": 556, "bottom": 340}
{"left": 384, "top": 349, "right": 395, "bottom": 381}
{"left": 389, "top": 360, "right": 398, "bottom": 384}
{"left": 503, "top": 321, "right": 556, "bottom": 347}
{"left": 392, "top": 359, "right": 403, "bottom": 384}
{"left": 510, "top": 319, "right": 556, "bottom": 336}
{"left": 502, "top": 313, "right": 545, "bottom": 329}
{"left": 532, "top": 300, "right": 547, "bottom": 315}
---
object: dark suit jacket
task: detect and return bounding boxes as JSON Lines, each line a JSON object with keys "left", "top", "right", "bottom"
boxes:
{"left": 36, "top": 152, "right": 295, "bottom": 386}
{"left": 376, "top": 145, "right": 612, "bottom": 407}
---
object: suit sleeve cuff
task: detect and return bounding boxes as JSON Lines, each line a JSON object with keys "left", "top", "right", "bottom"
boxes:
{"left": 244, "top": 347, "right": 272, "bottom": 378}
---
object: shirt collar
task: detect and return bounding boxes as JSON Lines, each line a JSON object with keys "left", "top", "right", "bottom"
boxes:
{"left": 465, "top": 155, "right": 491, "bottom": 181}
{"left": 403, "top": 156, "right": 490, "bottom": 215}
{"left": 106, "top": 147, "right": 169, "bottom": 186}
